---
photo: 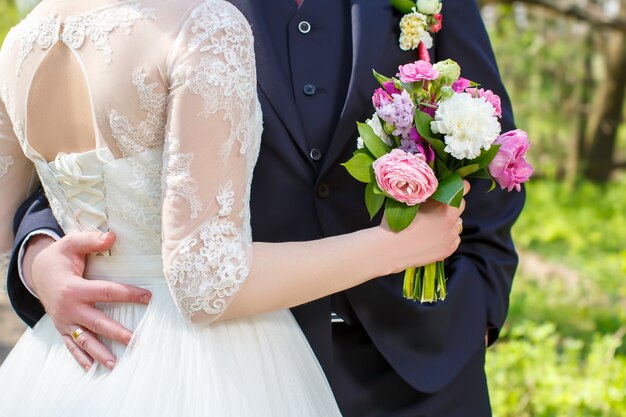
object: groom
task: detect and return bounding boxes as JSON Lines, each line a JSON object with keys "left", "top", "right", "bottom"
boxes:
{"left": 7, "top": 0, "right": 524, "bottom": 415}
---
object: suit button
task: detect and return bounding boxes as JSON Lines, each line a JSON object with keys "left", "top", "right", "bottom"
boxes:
{"left": 317, "top": 182, "right": 331, "bottom": 199}
{"left": 309, "top": 148, "right": 322, "bottom": 161}
{"left": 303, "top": 84, "right": 316, "bottom": 96}
{"left": 298, "top": 21, "right": 311, "bottom": 34}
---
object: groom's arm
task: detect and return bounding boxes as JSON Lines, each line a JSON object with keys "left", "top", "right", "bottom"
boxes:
{"left": 9, "top": 191, "right": 152, "bottom": 369}
{"left": 434, "top": 0, "right": 524, "bottom": 345}
{"left": 7, "top": 188, "right": 62, "bottom": 327}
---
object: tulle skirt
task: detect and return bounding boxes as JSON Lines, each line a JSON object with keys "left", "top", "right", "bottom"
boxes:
{"left": 0, "top": 255, "right": 342, "bottom": 416}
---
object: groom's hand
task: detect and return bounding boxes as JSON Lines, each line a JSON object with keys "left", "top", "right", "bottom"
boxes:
{"left": 25, "top": 232, "right": 152, "bottom": 370}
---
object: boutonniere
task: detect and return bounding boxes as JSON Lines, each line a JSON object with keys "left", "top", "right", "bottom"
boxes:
{"left": 391, "top": 0, "right": 443, "bottom": 61}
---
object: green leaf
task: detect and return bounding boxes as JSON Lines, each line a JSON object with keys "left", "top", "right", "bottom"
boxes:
{"left": 358, "top": 122, "right": 392, "bottom": 159}
{"left": 384, "top": 198, "right": 419, "bottom": 232}
{"left": 373, "top": 70, "right": 392, "bottom": 87}
{"left": 431, "top": 172, "right": 464, "bottom": 207}
{"left": 341, "top": 152, "right": 375, "bottom": 183}
{"left": 465, "top": 167, "right": 497, "bottom": 191}
{"left": 434, "top": 156, "right": 452, "bottom": 178}
{"left": 365, "top": 182, "right": 385, "bottom": 220}
{"left": 354, "top": 147, "right": 375, "bottom": 159}
{"left": 455, "top": 163, "right": 481, "bottom": 178}
{"left": 467, "top": 167, "right": 493, "bottom": 180}
{"left": 390, "top": 0, "right": 416, "bottom": 14}
{"left": 470, "top": 144, "right": 501, "bottom": 169}
{"left": 371, "top": 181, "right": 387, "bottom": 195}
{"left": 424, "top": 138, "right": 448, "bottom": 165}
{"left": 414, "top": 110, "right": 435, "bottom": 140}
{"left": 414, "top": 110, "right": 448, "bottom": 162}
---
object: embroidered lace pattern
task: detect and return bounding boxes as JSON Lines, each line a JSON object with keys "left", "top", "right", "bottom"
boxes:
{"left": 162, "top": 0, "right": 259, "bottom": 321}
{"left": 0, "top": 0, "right": 262, "bottom": 322}
{"left": 13, "top": 121, "right": 25, "bottom": 149}
{"left": 0, "top": 156, "right": 14, "bottom": 179}
{"left": 11, "top": 16, "right": 60, "bottom": 75}
{"left": 163, "top": 134, "right": 202, "bottom": 219}
{"left": 171, "top": 0, "right": 255, "bottom": 159}
{"left": 10, "top": 4, "right": 155, "bottom": 75}
{"left": 164, "top": 180, "right": 249, "bottom": 319}
{"left": 110, "top": 68, "right": 167, "bottom": 156}
{"left": 106, "top": 153, "right": 162, "bottom": 255}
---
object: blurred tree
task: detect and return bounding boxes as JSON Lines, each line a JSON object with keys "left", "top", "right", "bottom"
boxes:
{"left": 585, "top": 0, "right": 626, "bottom": 182}
{"left": 479, "top": 0, "right": 626, "bottom": 183}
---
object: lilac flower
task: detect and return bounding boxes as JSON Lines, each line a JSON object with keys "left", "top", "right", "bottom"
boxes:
{"left": 376, "top": 90, "right": 415, "bottom": 137}
{"left": 400, "top": 127, "right": 435, "bottom": 162}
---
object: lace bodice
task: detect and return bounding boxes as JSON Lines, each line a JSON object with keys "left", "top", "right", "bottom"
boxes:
{"left": 0, "top": 0, "right": 263, "bottom": 322}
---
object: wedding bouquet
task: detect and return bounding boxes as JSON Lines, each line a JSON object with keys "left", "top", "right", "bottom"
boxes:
{"left": 342, "top": 58, "right": 533, "bottom": 302}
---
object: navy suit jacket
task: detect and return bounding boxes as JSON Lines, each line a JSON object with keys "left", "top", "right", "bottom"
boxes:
{"left": 8, "top": 0, "right": 524, "bottom": 399}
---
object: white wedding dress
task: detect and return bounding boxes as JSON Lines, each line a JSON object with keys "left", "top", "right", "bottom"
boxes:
{"left": 0, "top": 0, "right": 342, "bottom": 415}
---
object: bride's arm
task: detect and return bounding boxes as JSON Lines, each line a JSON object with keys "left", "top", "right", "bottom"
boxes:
{"left": 221, "top": 201, "right": 462, "bottom": 321}
{"left": 162, "top": 1, "right": 463, "bottom": 324}
{"left": 0, "top": 97, "right": 38, "bottom": 280}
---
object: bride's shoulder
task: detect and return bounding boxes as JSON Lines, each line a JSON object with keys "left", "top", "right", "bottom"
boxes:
{"left": 174, "top": 0, "right": 250, "bottom": 31}
{"left": 166, "top": 0, "right": 252, "bottom": 50}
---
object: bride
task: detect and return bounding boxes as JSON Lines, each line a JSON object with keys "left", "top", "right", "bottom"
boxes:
{"left": 0, "top": 0, "right": 466, "bottom": 415}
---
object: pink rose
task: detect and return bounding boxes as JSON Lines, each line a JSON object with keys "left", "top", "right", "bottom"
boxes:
{"left": 466, "top": 88, "right": 502, "bottom": 117}
{"left": 372, "top": 88, "right": 392, "bottom": 108}
{"left": 373, "top": 149, "right": 438, "bottom": 206}
{"left": 430, "top": 14, "right": 443, "bottom": 32}
{"left": 397, "top": 60, "right": 439, "bottom": 83}
{"left": 452, "top": 77, "right": 470, "bottom": 93}
{"left": 488, "top": 129, "right": 534, "bottom": 192}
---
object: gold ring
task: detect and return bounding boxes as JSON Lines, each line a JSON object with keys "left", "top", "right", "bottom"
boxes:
{"left": 457, "top": 218, "right": 463, "bottom": 235}
{"left": 71, "top": 327, "right": 85, "bottom": 343}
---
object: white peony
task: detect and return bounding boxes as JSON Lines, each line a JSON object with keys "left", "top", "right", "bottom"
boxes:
{"left": 356, "top": 137, "right": 364, "bottom": 149}
{"left": 367, "top": 114, "right": 393, "bottom": 146}
{"left": 431, "top": 93, "right": 501, "bottom": 160}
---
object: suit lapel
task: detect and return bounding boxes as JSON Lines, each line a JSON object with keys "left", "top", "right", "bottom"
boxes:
{"left": 320, "top": 0, "right": 395, "bottom": 176}
{"left": 227, "top": 0, "right": 309, "bottom": 156}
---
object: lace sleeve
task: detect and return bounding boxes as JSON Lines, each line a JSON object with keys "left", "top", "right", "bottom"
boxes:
{"left": 161, "top": 0, "right": 260, "bottom": 323}
{"left": 0, "top": 96, "right": 36, "bottom": 279}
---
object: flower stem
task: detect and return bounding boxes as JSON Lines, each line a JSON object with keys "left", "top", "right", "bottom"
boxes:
{"left": 403, "top": 261, "right": 448, "bottom": 303}
{"left": 403, "top": 267, "right": 416, "bottom": 299}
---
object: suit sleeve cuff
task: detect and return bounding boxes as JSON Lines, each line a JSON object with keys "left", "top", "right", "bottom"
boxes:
{"left": 17, "top": 229, "right": 61, "bottom": 298}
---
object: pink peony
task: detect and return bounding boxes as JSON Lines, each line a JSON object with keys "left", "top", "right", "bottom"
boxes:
{"left": 373, "top": 149, "right": 438, "bottom": 206}
{"left": 488, "top": 129, "right": 534, "bottom": 192}
{"left": 452, "top": 77, "right": 471, "bottom": 93}
{"left": 466, "top": 88, "right": 502, "bottom": 117}
{"left": 429, "top": 14, "right": 443, "bottom": 32}
{"left": 372, "top": 88, "right": 392, "bottom": 108}
{"left": 397, "top": 60, "right": 439, "bottom": 83}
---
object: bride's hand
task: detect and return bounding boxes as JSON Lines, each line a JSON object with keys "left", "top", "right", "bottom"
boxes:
{"left": 380, "top": 180, "right": 470, "bottom": 272}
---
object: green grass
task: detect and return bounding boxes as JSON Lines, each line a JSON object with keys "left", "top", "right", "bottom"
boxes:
{"left": 487, "top": 178, "right": 626, "bottom": 417}
{"left": 513, "top": 177, "right": 626, "bottom": 297}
